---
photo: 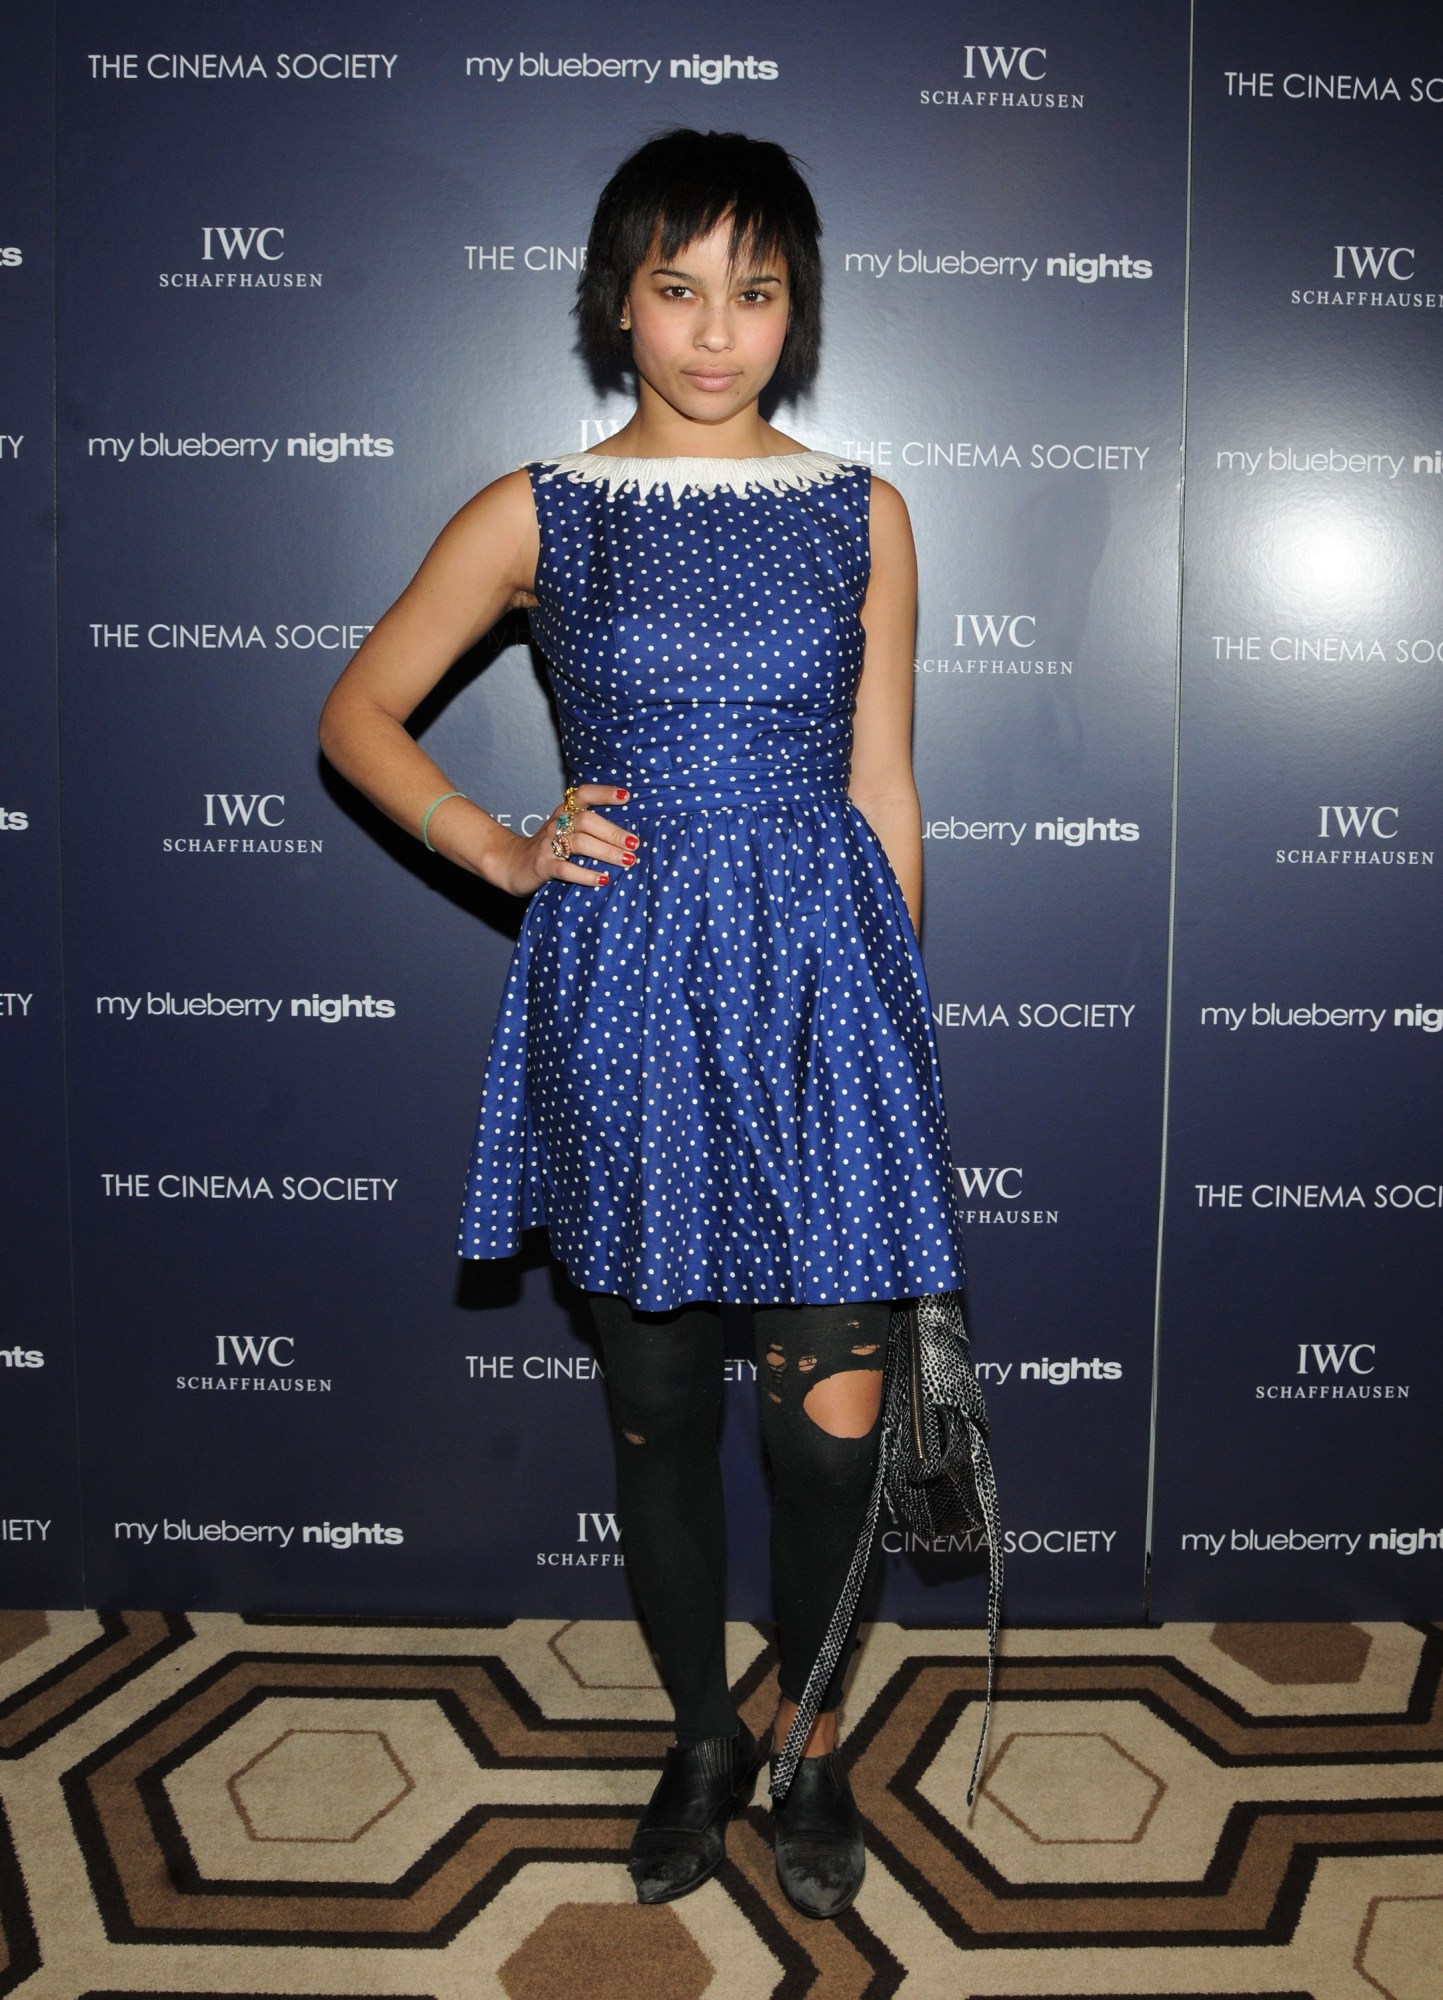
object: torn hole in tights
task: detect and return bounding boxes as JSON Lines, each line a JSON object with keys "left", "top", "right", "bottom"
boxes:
{"left": 766, "top": 1340, "right": 787, "bottom": 1404}
{"left": 760, "top": 1338, "right": 884, "bottom": 1437}
{"left": 802, "top": 1367, "right": 883, "bottom": 1438}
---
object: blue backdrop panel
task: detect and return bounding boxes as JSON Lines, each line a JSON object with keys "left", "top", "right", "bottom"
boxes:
{"left": 5, "top": 0, "right": 1437, "bottom": 1627}
{"left": 0, "top": 7, "right": 83, "bottom": 1607}
{"left": 1152, "top": 0, "right": 1443, "bottom": 1617}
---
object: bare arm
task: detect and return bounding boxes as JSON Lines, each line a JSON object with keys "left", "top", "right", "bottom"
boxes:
{"left": 848, "top": 474, "right": 924, "bottom": 931}
{"left": 317, "top": 470, "right": 635, "bottom": 895}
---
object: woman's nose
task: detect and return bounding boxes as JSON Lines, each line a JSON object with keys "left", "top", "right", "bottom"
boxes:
{"left": 693, "top": 305, "right": 734, "bottom": 350}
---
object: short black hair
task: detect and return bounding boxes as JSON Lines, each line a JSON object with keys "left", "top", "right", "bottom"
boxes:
{"left": 574, "top": 128, "right": 822, "bottom": 387}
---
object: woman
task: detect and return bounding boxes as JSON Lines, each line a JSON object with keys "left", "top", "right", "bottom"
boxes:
{"left": 319, "top": 128, "right": 968, "bottom": 1921}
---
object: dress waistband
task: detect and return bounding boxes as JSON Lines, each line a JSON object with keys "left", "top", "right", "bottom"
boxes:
{"left": 574, "top": 771, "right": 850, "bottom": 813}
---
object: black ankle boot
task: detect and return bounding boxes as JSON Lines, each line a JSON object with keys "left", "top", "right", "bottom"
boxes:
{"left": 628, "top": 1720, "right": 768, "bottom": 1904}
{"left": 771, "top": 1750, "right": 866, "bottom": 1919}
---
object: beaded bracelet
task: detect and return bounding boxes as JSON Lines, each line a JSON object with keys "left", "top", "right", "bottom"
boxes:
{"left": 421, "top": 790, "right": 467, "bottom": 852}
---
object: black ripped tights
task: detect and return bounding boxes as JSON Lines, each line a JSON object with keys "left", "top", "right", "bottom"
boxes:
{"left": 585, "top": 1292, "right": 889, "bottom": 1742}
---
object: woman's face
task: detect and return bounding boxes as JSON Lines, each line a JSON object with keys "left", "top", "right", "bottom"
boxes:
{"left": 622, "top": 218, "right": 791, "bottom": 431}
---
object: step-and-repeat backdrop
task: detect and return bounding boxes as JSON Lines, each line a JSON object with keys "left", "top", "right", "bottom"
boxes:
{"left": 3, "top": 0, "right": 1438, "bottom": 1625}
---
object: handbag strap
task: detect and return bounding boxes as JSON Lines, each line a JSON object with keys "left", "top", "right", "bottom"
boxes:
{"left": 769, "top": 1306, "right": 1004, "bottom": 1809}
{"left": 964, "top": 1416, "right": 1003, "bottom": 1806}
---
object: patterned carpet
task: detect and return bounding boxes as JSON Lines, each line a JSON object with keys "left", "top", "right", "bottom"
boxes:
{"left": 0, "top": 1612, "right": 1438, "bottom": 1997}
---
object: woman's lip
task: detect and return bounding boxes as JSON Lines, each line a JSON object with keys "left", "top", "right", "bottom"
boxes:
{"left": 684, "top": 370, "right": 741, "bottom": 391}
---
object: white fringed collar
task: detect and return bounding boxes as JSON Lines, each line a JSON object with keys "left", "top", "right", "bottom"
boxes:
{"left": 536, "top": 449, "right": 856, "bottom": 504}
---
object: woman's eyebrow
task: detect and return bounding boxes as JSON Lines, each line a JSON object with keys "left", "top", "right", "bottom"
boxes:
{"left": 649, "top": 266, "right": 784, "bottom": 285}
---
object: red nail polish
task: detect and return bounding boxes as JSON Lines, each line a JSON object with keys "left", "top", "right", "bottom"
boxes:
{"left": 615, "top": 788, "right": 628, "bottom": 800}
{"left": 625, "top": 835, "right": 639, "bottom": 850}
{"left": 598, "top": 873, "right": 610, "bottom": 884}
{"left": 622, "top": 854, "right": 635, "bottom": 866}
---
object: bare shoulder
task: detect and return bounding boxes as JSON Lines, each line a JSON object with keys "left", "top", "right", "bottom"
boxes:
{"left": 434, "top": 465, "right": 540, "bottom": 606}
{"left": 864, "top": 472, "right": 917, "bottom": 584}
{"left": 865, "top": 470, "right": 913, "bottom": 533}
{"left": 448, "top": 465, "right": 537, "bottom": 539}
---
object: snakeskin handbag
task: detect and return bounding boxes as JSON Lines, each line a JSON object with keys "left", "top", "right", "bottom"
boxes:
{"left": 769, "top": 1291, "right": 1003, "bottom": 1805}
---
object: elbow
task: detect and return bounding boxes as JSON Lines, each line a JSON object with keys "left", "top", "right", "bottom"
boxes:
{"left": 848, "top": 777, "right": 920, "bottom": 821}
{"left": 316, "top": 693, "right": 341, "bottom": 770}
{"left": 318, "top": 684, "right": 408, "bottom": 785}
{"left": 316, "top": 686, "right": 356, "bottom": 776}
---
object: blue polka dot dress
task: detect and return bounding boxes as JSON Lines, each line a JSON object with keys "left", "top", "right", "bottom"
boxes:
{"left": 458, "top": 450, "right": 968, "bottom": 1310}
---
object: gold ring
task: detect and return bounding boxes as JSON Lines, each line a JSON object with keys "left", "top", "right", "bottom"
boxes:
{"left": 550, "top": 785, "right": 582, "bottom": 860}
